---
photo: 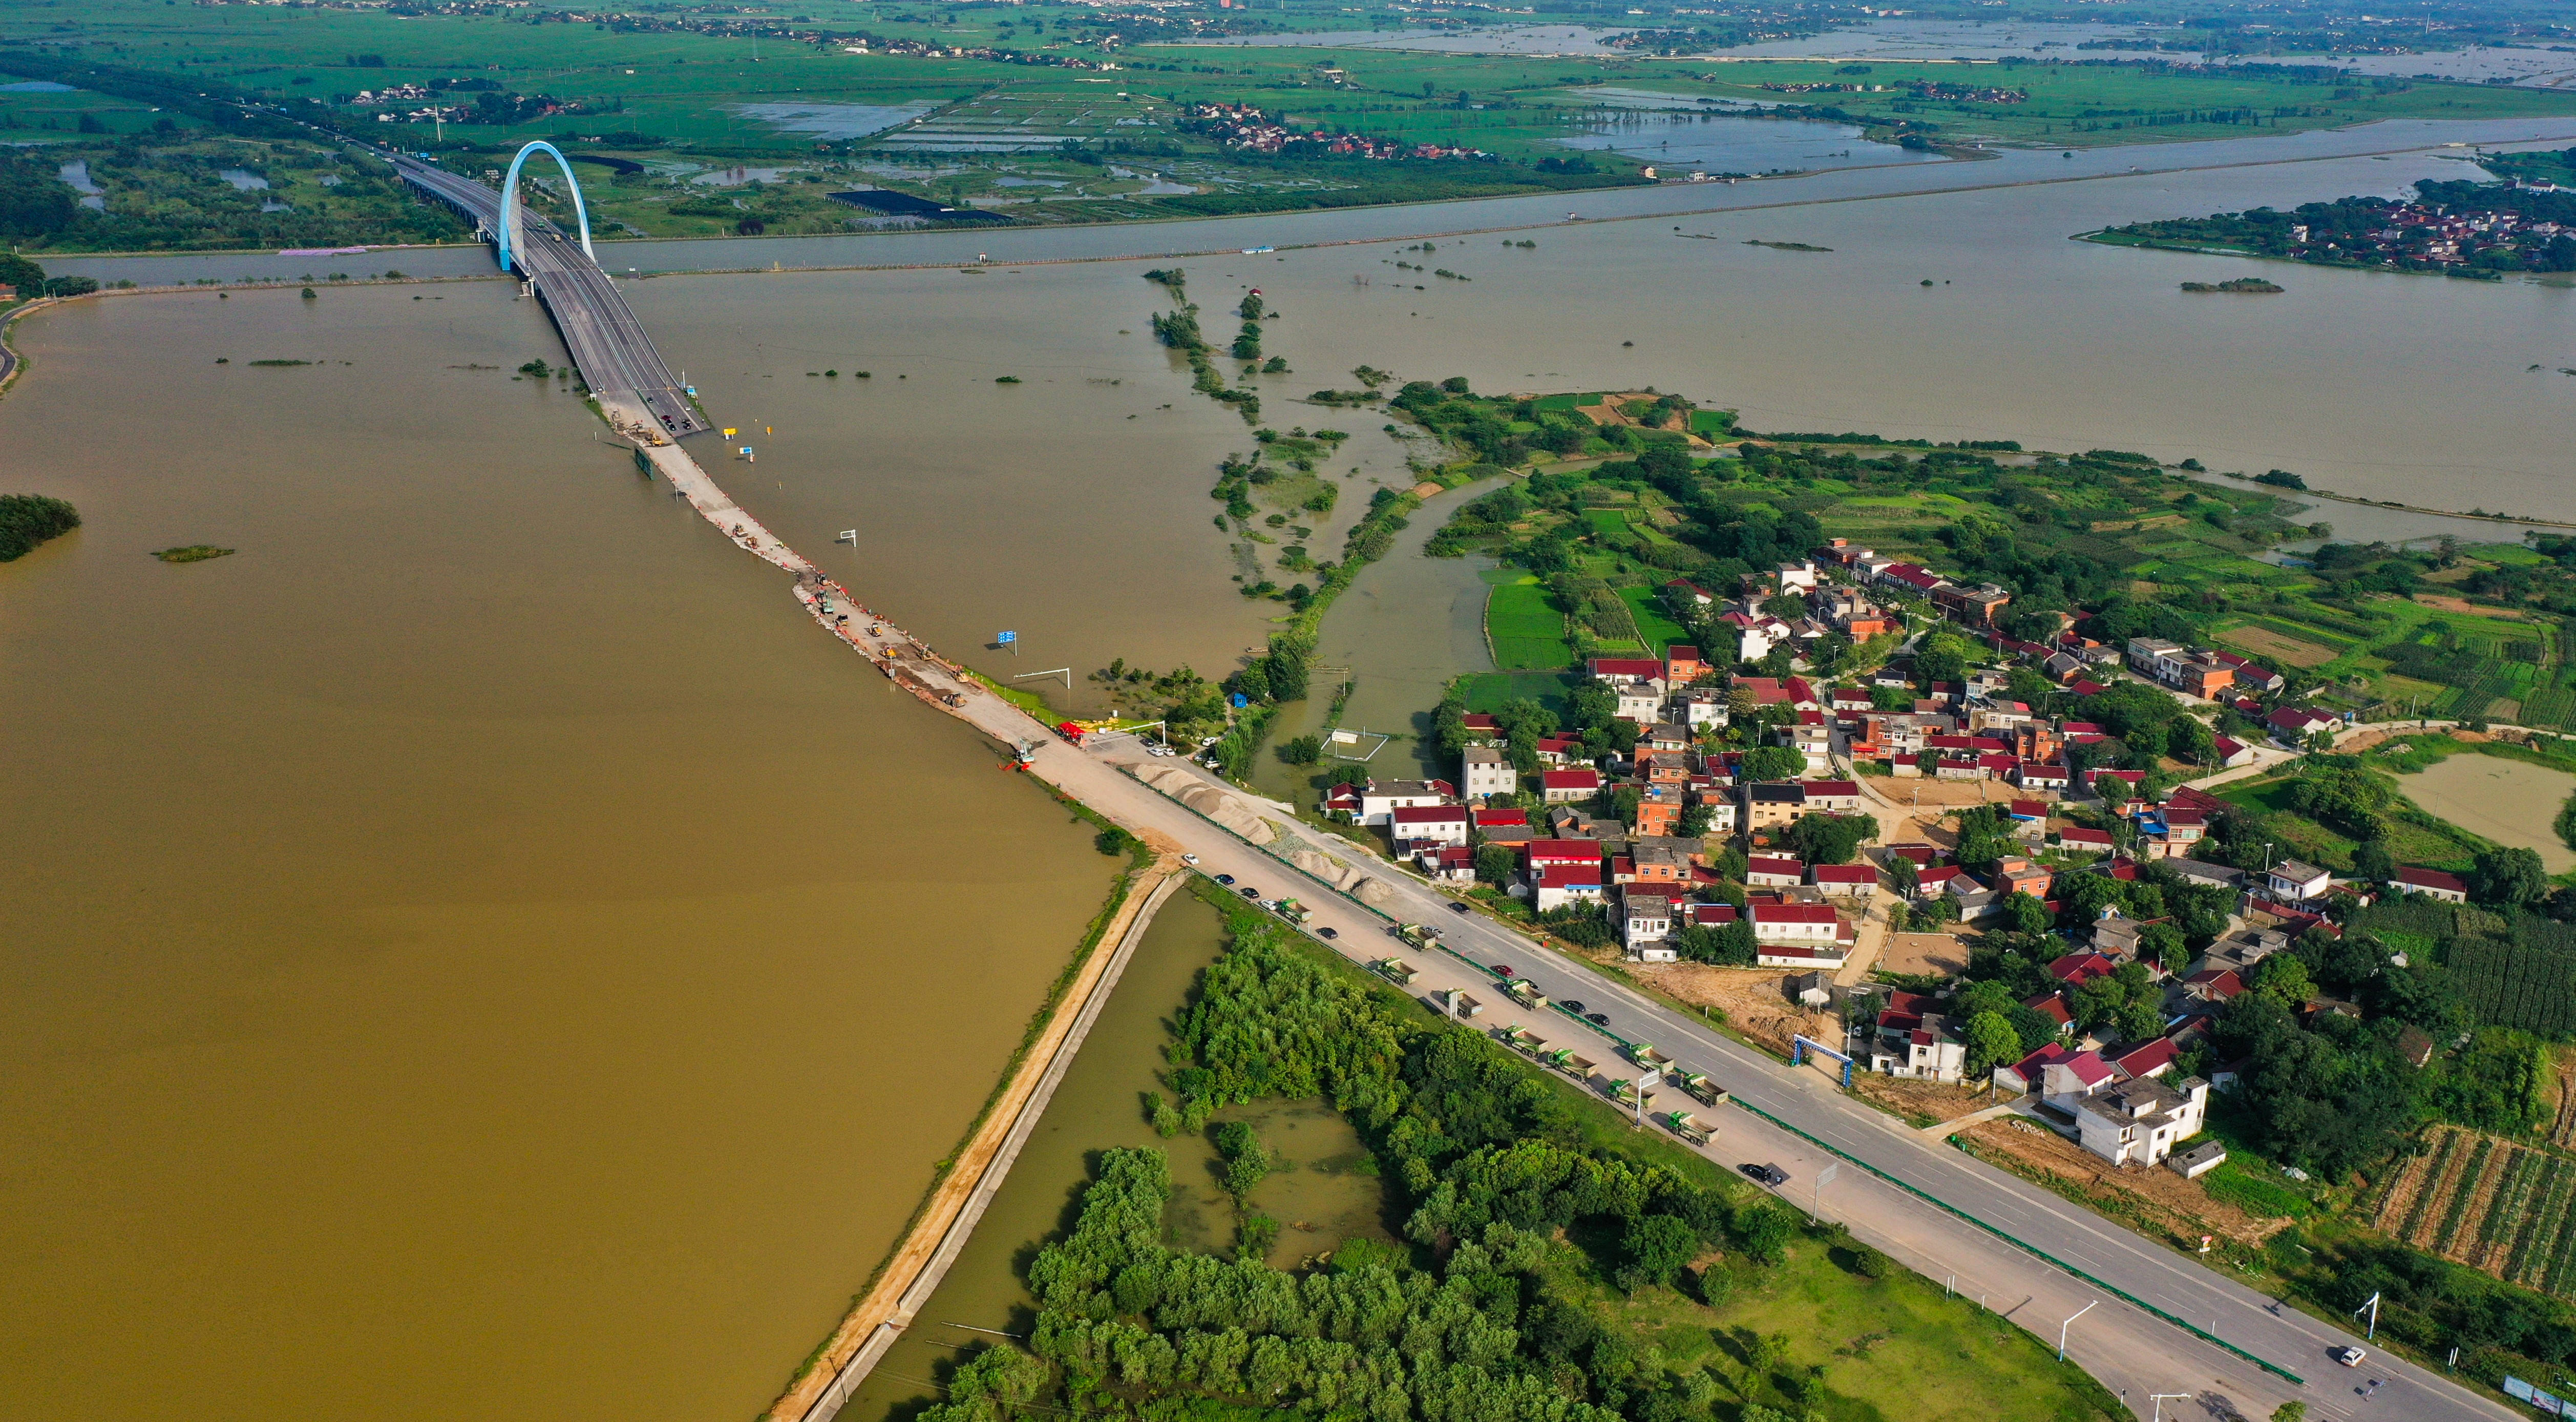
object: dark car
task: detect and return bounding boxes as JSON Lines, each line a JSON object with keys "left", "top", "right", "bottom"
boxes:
{"left": 1317, "top": 927, "right": 1339, "bottom": 940}
{"left": 1559, "top": 1000, "right": 1586, "bottom": 1014}
{"left": 1448, "top": 902, "right": 1471, "bottom": 914}
{"left": 1739, "top": 1163, "right": 1790, "bottom": 1187}
{"left": 1215, "top": 874, "right": 1236, "bottom": 886}
{"left": 1240, "top": 886, "right": 1260, "bottom": 897}
{"left": 1585, "top": 1012, "right": 1610, "bottom": 1026}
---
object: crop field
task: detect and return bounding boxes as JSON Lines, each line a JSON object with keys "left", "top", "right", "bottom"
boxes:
{"left": 1485, "top": 578, "right": 1572, "bottom": 670}
{"left": 2369, "top": 1126, "right": 2576, "bottom": 1296}
{"left": 1618, "top": 584, "right": 1692, "bottom": 657}
{"left": 1453, "top": 669, "right": 1571, "bottom": 716}
{"left": 2451, "top": 937, "right": 2576, "bottom": 1035}
{"left": 2212, "top": 622, "right": 2338, "bottom": 668}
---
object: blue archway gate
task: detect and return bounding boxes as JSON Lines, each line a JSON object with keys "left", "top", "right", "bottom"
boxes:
{"left": 495, "top": 141, "right": 594, "bottom": 274}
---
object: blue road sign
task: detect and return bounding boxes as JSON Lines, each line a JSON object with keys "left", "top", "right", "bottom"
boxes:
{"left": 998, "top": 630, "right": 1017, "bottom": 645}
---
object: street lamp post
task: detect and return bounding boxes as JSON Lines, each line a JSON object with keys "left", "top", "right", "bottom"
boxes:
{"left": 2149, "top": 1394, "right": 2191, "bottom": 1422}
{"left": 2058, "top": 1300, "right": 2096, "bottom": 1362}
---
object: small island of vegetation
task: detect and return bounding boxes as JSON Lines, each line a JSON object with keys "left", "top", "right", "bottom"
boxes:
{"left": 0, "top": 493, "right": 80, "bottom": 560}
{"left": 2181, "top": 278, "right": 2284, "bottom": 293}
{"left": 151, "top": 545, "right": 236, "bottom": 564}
{"left": 1743, "top": 240, "right": 1832, "bottom": 253}
{"left": 2089, "top": 159, "right": 2576, "bottom": 278}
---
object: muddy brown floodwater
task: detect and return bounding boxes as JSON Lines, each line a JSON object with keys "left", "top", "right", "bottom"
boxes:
{"left": 0, "top": 284, "right": 1124, "bottom": 1422}
{"left": 835, "top": 890, "right": 1394, "bottom": 1422}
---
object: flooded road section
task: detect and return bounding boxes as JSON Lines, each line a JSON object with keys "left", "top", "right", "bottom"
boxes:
{"left": 0, "top": 284, "right": 1122, "bottom": 1422}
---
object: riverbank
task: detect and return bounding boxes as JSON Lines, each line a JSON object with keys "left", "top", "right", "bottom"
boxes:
{"left": 770, "top": 862, "right": 1187, "bottom": 1422}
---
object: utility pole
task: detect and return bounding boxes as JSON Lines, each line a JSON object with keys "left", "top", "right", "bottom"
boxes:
{"left": 2058, "top": 1300, "right": 2096, "bottom": 1362}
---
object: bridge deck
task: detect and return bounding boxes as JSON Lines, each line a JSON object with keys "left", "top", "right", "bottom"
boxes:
{"left": 394, "top": 156, "right": 709, "bottom": 441}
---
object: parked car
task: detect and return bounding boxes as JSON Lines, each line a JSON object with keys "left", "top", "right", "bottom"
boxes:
{"left": 1448, "top": 902, "right": 1471, "bottom": 914}
{"left": 1215, "top": 873, "right": 1235, "bottom": 886}
{"left": 2332, "top": 1347, "right": 2367, "bottom": 1368}
{"left": 1559, "top": 1000, "right": 1586, "bottom": 1014}
{"left": 1317, "top": 927, "right": 1338, "bottom": 940}
{"left": 1740, "top": 1163, "right": 1790, "bottom": 1187}
{"left": 1491, "top": 965, "right": 1515, "bottom": 978}
{"left": 1239, "top": 886, "right": 1261, "bottom": 897}
{"left": 1180, "top": 853, "right": 1199, "bottom": 866}
{"left": 1585, "top": 1012, "right": 1610, "bottom": 1026}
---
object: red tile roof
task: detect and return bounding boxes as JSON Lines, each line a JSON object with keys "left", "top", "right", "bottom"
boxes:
{"left": 1813, "top": 864, "right": 1876, "bottom": 884}
{"left": 2396, "top": 866, "right": 2468, "bottom": 894}
{"left": 2005, "top": 1042, "right": 2072, "bottom": 1082}
{"left": 1590, "top": 657, "right": 1665, "bottom": 678}
{"left": 1747, "top": 855, "right": 1807, "bottom": 879}
{"left": 2049, "top": 952, "right": 2115, "bottom": 985}
{"left": 1541, "top": 768, "right": 1601, "bottom": 790}
{"left": 1526, "top": 840, "right": 1606, "bottom": 865}
{"left": 2114, "top": 1037, "right": 2180, "bottom": 1079}
{"left": 1391, "top": 805, "right": 1468, "bottom": 825}
{"left": 1752, "top": 902, "right": 1841, "bottom": 924}
{"left": 2057, "top": 1051, "right": 2117, "bottom": 1087}
{"left": 1472, "top": 808, "right": 1530, "bottom": 827}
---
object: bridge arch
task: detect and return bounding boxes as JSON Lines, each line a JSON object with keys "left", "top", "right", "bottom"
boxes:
{"left": 495, "top": 141, "right": 595, "bottom": 275}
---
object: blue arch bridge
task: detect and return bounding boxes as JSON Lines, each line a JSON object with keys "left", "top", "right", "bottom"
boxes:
{"left": 391, "top": 141, "right": 709, "bottom": 441}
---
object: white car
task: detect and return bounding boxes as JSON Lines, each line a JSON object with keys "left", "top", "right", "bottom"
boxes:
{"left": 2331, "top": 1346, "right": 2366, "bottom": 1368}
{"left": 1181, "top": 853, "right": 1200, "bottom": 866}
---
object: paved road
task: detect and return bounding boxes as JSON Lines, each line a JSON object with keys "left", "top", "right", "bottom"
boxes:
{"left": 922, "top": 730, "right": 2500, "bottom": 1422}
{"left": 389, "top": 155, "right": 710, "bottom": 441}
{"left": 364, "top": 162, "right": 2497, "bottom": 1418}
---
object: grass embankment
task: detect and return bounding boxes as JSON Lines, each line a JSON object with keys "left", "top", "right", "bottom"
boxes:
{"left": 765, "top": 822, "right": 1165, "bottom": 1417}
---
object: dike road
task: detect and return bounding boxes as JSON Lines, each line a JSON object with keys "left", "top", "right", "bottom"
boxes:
{"left": 324, "top": 148, "right": 2508, "bottom": 1422}
{"left": 607, "top": 398, "right": 2504, "bottom": 1422}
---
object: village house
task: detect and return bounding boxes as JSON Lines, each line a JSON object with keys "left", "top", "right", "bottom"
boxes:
{"left": 1528, "top": 860, "right": 1606, "bottom": 912}
{"left": 1540, "top": 768, "right": 1601, "bottom": 804}
{"left": 2390, "top": 865, "right": 2470, "bottom": 904}
{"left": 1460, "top": 746, "right": 1515, "bottom": 800}
{"left": 1744, "top": 782, "right": 1806, "bottom": 831}
{"left": 2266, "top": 859, "right": 2334, "bottom": 905}
{"left": 1994, "top": 1042, "right": 2073, "bottom": 1094}
{"left": 1750, "top": 901, "right": 1849, "bottom": 969}
{"left": 1357, "top": 779, "right": 1456, "bottom": 826}
{"left": 2056, "top": 825, "right": 2116, "bottom": 855}
{"left": 1471, "top": 807, "right": 1535, "bottom": 843}
{"left": 1388, "top": 804, "right": 1470, "bottom": 851}
{"left": 2266, "top": 705, "right": 2341, "bottom": 746}
{"left": 2040, "top": 1050, "right": 2119, "bottom": 1115}
{"left": 1414, "top": 845, "right": 1476, "bottom": 884}
{"left": 1746, "top": 854, "right": 1807, "bottom": 888}
{"left": 2076, "top": 1075, "right": 2211, "bottom": 1169}
{"left": 2125, "top": 638, "right": 2236, "bottom": 699}
{"left": 1812, "top": 863, "right": 1876, "bottom": 898}
{"left": 1619, "top": 888, "right": 1678, "bottom": 962}
{"left": 1798, "top": 779, "right": 1864, "bottom": 814}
